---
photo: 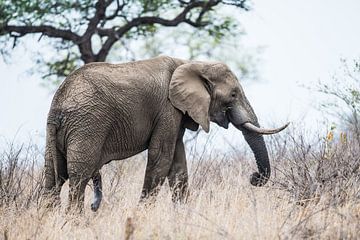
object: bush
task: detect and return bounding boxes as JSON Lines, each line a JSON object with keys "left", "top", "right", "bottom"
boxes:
{"left": 269, "top": 126, "right": 360, "bottom": 207}
{"left": 0, "top": 141, "right": 44, "bottom": 209}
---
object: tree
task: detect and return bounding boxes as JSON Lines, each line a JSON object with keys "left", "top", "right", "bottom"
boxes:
{"left": 0, "top": 0, "right": 250, "bottom": 83}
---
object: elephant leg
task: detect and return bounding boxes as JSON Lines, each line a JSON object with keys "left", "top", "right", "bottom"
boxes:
{"left": 66, "top": 144, "right": 101, "bottom": 213}
{"left": 140, "top": 120, "right": 179, "bottom": 202}
{"left": 91, "top": 170, "right": 102, "bottom": 212}
{"left": 167, "top": 128, "right": 189, "bottom": 203}
{"left": 140, "top": 148, "right": 175, "bottom": 202}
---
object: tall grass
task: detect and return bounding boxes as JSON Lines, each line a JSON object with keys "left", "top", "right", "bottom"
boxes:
{"left": 0, "top": 140, "right": 44, "bottom": 210}
{"left": 1, "top": 127, "right": 360, "bottom": 239}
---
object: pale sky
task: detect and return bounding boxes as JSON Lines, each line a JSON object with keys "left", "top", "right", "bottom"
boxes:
{"left": 1, "top": 0, "right": 360, "bottom": 148}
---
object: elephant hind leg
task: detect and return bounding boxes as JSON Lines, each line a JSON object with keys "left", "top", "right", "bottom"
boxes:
{"left": 91, "top": 171, "right": 102, "bottom": 212}
{"left": 67, "top": 176, "right": 89, "bottom": 213}
{"left": 66, "top": 142, "right": 103, "bottom": 213}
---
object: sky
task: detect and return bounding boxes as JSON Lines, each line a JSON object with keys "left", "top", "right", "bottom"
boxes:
{"left": 240, "top": 0, "right": 360, "bottom": 123}
{"left": 1, "top": 0, "right": 360, "bottom": 149}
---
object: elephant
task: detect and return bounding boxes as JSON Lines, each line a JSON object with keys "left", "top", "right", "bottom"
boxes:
{"left": 42, "top": 55, "right": 288, "bottom": 212}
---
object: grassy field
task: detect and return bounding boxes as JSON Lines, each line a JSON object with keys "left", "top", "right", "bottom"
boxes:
{"left": 1, "top": 129, "right": 360, "bottom": 239}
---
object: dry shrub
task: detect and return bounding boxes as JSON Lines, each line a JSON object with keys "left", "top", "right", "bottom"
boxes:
{"left": 269, "top": 126, "right": 360, "bottom": 207}
{"left": 0, "top": 140, "right": 44, "bottom": 209}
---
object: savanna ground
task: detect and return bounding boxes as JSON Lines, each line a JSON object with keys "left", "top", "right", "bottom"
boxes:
{"left": 1, "top": 126, "right": 360, "bottom": 240}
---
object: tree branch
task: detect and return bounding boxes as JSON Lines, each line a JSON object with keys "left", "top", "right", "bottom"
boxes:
{"left": 82, "top": 0, "right": 112, "bottom": 40}
{"left": 76, "top": 0, "right": 113, "bottom": 62}
{"left": 222, "top": 0, "right": 250, "bottom": 10}
{"left": 96, "top": 0, "right": 220, "bottom": 61}
{"left": 105, "top": 0, "right": 126, "bottom": 21}
{"left": 1, "top": 25, "right": 80, "bottom": 42}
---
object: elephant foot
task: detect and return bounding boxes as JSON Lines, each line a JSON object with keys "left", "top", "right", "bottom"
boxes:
{"left": 91, "top": 171, "right": 102, "bottom": 212}
{"left": 138, "top": 191, "right": 158, "bottom": 208}
{"left": 91, "top": 198, "right": 101, "bottom": 212}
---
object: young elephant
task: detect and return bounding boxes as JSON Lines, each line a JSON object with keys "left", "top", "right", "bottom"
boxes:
{"left": 43, "top": 56, "right": 288, "bottom": 212}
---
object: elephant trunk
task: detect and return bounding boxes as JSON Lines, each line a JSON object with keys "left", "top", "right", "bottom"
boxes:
{"left": 228, "top": 104, "right": 272, "bottom": 186}
{"left": 241, "top": 129, "right": 271, "bottom": 186}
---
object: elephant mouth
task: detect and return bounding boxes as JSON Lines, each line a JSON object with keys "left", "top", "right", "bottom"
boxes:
{"left": 218, "top": 117, "right": 230, "bottom": 129}
{"left": 211, "top": 112, "right": 230, "bottom": 129}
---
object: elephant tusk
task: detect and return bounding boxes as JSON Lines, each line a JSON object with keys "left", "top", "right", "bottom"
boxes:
{"left": 241, "top": 122, "right": 290, "bottom": 135}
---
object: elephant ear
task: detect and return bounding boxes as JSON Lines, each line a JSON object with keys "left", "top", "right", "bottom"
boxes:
{"left": 169, "top": 62, "right": 212, "bottom": 133}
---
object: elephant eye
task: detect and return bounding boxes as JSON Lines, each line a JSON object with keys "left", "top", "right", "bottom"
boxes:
{"left": 231, "top": 91, "right": 237, "bottom": 98}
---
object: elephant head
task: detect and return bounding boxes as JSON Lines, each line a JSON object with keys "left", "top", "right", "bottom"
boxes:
{"left": 169, "top": 61, "right": 289, "bottom": 186}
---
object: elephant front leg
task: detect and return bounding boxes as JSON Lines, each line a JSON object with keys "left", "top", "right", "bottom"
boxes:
{"left": 140, "top": 147, "right": 174, "bottom": 203}
{"left": 167, "top": 130, "right": 189, "bottom": 203}
{"left": 140, "top": 123, "right": 178, "bottom": 203}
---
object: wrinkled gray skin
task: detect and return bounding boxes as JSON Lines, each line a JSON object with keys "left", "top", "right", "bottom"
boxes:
{"left": 43, "top": 56, "right": 288, "bottom": 212}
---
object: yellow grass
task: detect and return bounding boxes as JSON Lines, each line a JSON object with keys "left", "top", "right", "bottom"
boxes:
{"left": 1, "top": 153, "right": 360, "bottom": 240}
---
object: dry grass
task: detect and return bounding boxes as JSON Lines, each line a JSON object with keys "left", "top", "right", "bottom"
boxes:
{"left": 1, "top": 129, "right": 360, "bottom": 239}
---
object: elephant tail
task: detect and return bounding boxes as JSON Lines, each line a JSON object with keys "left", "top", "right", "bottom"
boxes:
{"left": 43, "top": 122, "right": 67, "bottom": 195}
